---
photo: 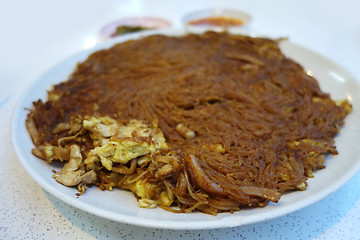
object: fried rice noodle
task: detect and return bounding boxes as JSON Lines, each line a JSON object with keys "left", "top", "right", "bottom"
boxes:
{"left": 26, "top": 32, "right": 352, "bottom": 214}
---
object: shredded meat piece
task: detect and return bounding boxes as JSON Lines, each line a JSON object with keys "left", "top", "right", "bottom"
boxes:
{"left": 26, "top": 32, "right": 351, "bottom": 214}
{"left": 52, "top": 145, "right": 98, "bottom": 187}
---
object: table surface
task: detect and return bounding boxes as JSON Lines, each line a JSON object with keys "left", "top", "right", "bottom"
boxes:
{"left": 1, "top": 0, "right": 360, "bottom": 239}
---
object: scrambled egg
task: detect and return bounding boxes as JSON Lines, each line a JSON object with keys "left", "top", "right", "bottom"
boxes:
{"left": 203, "top": 143, "right": 226, "bottom": 153}
{"left": 96, "top": 140, "right": 154, "bottom": 169}
{"left": 83, "top": 116, "right": 119, "bottom": 146}
{"left": 130, "top": 180, "right": 173, "bottom": 208}
{"left": 48, "top": 116, "right": 172, "bottom": 207}
{"left": 85, "top": 118, "right": 168, "bottom": 171}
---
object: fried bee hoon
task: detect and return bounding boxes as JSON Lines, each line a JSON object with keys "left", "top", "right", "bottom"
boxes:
{"left": 26, "top": 32, "right": 351, "bottom": 215}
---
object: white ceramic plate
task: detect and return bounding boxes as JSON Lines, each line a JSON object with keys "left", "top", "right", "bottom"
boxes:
{"left": 12, "top": 29, "right": 360, "bottom": 230}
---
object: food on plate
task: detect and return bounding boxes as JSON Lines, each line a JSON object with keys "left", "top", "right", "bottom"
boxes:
{"left": 188, "top": 16, "right": 244, "bottom": 27}
{"left": 110, "top": 26, "right": 152, "bottom": 37}
{"left": 99, "top": 17, "right": 172, "bottom": 39}
{"left": 26, "top": 31, "right": 351, "bottom": 215}
{"left": 182, "top": 9, "right": 251, "bottom": 33}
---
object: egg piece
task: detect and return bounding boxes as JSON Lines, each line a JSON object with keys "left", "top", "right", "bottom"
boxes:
{"left": 92, "top": 139, "right": 155, "bottom": 169}
{"left": 86, "top": 118, "right": 168, "bottom": 170}
{"left": 83, "top": 116, "right": 120, "bottom": 146}
{"left": 117, "top": 119, "right": 168, "bottom": 150}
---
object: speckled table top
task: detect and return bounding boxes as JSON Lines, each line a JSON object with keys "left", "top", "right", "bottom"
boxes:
{"left": 1, "top": 0, "right": 360, "bottom": 239}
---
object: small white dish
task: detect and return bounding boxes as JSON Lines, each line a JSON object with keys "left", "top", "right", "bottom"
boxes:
{"left": 182, "top": 9, "right": 252, "bottom": 34}
{"left": 99, "top": 17, "right": 172, "bottom": 40}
